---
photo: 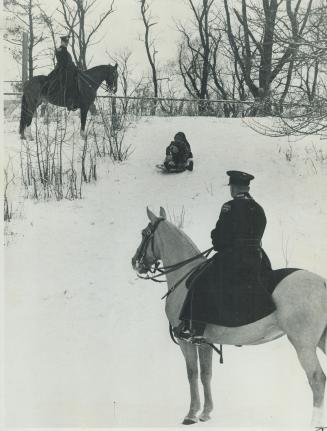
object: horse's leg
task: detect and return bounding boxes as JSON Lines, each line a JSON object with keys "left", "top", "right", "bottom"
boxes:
{"left": 288, "top": 335, "right": 326, "bottom": 427}
{"left": 24, "top": 103, "right": 39, "bottom": 140}
{"left": 80, "top": 105, "right": 88, "bottom": 139}
{"left": 318, "top": 327, "right": 327, "bottom": 354}
{"left": 20, "top": 91, "right": 41, "bottom": 140}
{"left": 198, "top": 344, "right": 214, "bottom": 422}
{"left": 25, "top": 125, "right": 33, "bottom": 140}
{"left": 20, "top": 94, "right": 34, "bottom": 139}
{"left": 19, "top": 95, "right": 27, "bottom": 139}
{"left": 273, "top": 272, "right": 327, "bottom": 426}
{"left": 179, "top": 340, "right": 201, "bottom": 425}
{"left": 26, "top": 98, "right": 42, "bottom": 140}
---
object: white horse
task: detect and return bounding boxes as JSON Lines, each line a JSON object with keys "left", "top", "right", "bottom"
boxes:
{"left": 132, "top": 207, "right": 327, "bottom": 427}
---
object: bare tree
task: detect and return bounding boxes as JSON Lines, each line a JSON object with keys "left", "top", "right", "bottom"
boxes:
{"left": 248, "top": 1, "right": 327, "bottom": 133}
{"left": 223, "top": 0, "right": 314, "bottom": 115}
{"left": 177, "top": 1, "right": 248, "bottom": 117}
{"left": 57, "top": 0, "right": 115, "bottom": 70}
{"left": 109, "top": 49, "right": 145, "bottom": 115}
{"left": 290, "top": 1, "right": 327, "bottom": 105}
{"left": 38, "top": 6, "right": 62, "bottom": 67}
{"left": 139, "top": 0, "right": 158, "bottom": 115}
{"left": 177, "top": 0, "right": 216, "bottom": 114}
{"left": 4, "top": 0, "right": 46, "bottom": 79}
{"left": 157, "top": 61, "right": 186, "bottom": 115}
{"left": 3, "top": 159, "right": 15, "bottom": 222}
{"left": 208, "top": 23, "right": 250, "bottom": 117}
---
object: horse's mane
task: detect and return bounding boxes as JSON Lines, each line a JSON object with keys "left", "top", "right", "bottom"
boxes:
{"left": 86, "top": 64, "right": 112, "bottom": 73}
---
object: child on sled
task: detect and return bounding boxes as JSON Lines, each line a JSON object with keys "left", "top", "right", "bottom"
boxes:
{"left": 163, "top": 132, "right": 193, "bottom": 172}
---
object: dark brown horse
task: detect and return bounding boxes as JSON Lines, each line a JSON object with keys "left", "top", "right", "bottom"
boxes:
{"left": 19, "top": 63, "right": 118, "bottom": 139}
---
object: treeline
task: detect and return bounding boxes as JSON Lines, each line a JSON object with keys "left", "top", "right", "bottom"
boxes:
{"left": 4, "top": 0, "right": 327, "bottom": 117}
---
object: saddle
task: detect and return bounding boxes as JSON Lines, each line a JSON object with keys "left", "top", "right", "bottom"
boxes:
{"left": 181, "top": 259, "right": 300, "bottom": 328}
{"left": 43, "top": 68, "right": 81, "bottom": 110}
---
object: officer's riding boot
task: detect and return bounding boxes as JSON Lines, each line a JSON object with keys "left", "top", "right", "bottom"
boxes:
{"left": 190, "top": 320, "right": 206, "bottom": 339}
{"left": 176, "top": 320, "right": 206, "bottom": 344}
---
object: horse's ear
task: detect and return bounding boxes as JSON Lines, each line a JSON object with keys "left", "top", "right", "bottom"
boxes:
{"left": 146, "top": 206, "right": 157, "bottom": 224}
{"left": 159, "top": 207, "right": 167, "bottom": 219}
{"left": 114, "top": 63, "right": 118, "bottom": 69}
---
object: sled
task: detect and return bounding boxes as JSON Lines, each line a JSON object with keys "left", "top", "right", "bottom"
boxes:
{"left": 155, "top": 164, "right": 190, "bottom": 174}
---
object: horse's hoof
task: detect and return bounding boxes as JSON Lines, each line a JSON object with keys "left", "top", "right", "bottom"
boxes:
{"left": 182, "top": 417, "right": 198, "bottom": 425}
{"left": 199, "top": 414, "right": 211, "bottom": 422}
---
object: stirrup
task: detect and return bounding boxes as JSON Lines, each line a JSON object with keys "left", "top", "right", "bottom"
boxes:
{"left": 173, "top": 323, "right": 188, "bottom": 338}
{"left": 177, "top": 330, "right": 206, "bottom": 345}
{"left": 190, "top": 335, "right": 207, "bottom": 345}
{"left": 177, "top": 329, "right": 193, "bottom": 341}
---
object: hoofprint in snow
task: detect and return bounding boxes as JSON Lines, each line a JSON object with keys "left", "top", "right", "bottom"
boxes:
{"left": 4, "top": 115, "right": 327, "bottom": 428}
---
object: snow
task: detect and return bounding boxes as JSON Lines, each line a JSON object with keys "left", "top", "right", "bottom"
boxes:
{"left": 3, "top": 114, "right": 327, "bottom": 429}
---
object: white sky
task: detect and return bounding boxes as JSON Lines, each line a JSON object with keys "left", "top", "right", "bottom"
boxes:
{"left": 2, "top": 0, "right": 196, "bottom": 82}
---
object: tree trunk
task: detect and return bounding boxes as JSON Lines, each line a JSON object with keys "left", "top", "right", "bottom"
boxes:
{"left": 140, "top": 0, "right": 158, "bottom": 115}
{"left": 28, "top": 0, "right": 34, "bottom": 79}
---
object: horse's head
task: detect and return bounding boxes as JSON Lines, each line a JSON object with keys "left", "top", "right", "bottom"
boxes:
{"left": 132, "top": 207, "right": 167, "bottom": 274}
{"left": 106, "top": 63, "right": 118, "bottom": 93}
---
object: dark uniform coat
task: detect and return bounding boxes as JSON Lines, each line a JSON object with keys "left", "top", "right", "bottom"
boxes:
{"left": 180, "top": 192, "right": 276, "bottom": 327}
{"left": 46, "top": 46, "right": 79, "bottom": 108}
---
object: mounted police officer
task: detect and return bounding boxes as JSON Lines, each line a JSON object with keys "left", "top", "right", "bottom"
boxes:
{"left": 46, "top": 35, "right": 79, "bottom": 110}
{"left": 178, "top": 170, "right": 275, "bottom": 343}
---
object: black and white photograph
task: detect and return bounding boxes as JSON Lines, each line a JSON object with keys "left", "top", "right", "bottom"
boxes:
{"left": 2, "top": 0, "right": 327, "bottom": 429}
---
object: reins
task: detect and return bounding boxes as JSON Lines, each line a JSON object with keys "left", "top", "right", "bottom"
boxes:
{"left": 137, "top": 246, "right": 213, "bottom": 281}
{"left": 135, "top": 219, "right": 212, "bottom": 300}
{"left": 78, "top": 72, "right": 108, "bottom": 92}
{"left": 137, "top": 244, "right": 214, "bottom": 300}
{"left": 77, "top": 67, "right": 114, "bottom": 93}
{"left": 135, "top": 219, "right": 223, "bottom": 364}
{"left": 161, "top": 257, "right": 212, "bottom": 300}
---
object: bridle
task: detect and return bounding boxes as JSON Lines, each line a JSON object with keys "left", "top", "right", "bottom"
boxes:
{"left": 78, "top": 65, "right": 117, "bottom": 94}
{"left": 134, "top": 219, "right": 164, "bottom": 275}
{"left": 107, "top": 67, "right": 118, "bottom": 93}
{"left": 134, "top": 219, "right": 214, "bottom": 299}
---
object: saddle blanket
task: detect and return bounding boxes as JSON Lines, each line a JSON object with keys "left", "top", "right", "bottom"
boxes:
{"left": 180, "top": 263, "right": 300, "bottom": 328}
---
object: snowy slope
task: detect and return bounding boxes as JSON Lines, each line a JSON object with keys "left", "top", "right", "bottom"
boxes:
{"left": 4, "top": 116, "right": 327, "bottom": 428}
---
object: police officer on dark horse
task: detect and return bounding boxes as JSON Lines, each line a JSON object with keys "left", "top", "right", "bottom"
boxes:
{"left": 46, "top": 35, "right": 80, "bottom": 111}
{"left": 19, "top": 35, "right": 118, "bottom": 139}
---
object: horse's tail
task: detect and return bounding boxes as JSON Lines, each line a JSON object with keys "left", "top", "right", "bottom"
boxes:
{"left": 19, "top": 93, "right": 28, "bottom": 136}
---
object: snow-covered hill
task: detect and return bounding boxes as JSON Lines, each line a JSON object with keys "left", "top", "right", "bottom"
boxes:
{"left": 4, "top": 116, "right": 327, "bottom": 428}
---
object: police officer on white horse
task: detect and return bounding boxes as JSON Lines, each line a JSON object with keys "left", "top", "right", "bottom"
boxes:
{"left": 178, "top": 170, "right": 275, "bottom": 343}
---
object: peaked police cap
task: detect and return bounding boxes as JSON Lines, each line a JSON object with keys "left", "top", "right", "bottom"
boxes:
{"left": 227, "top": 170, "right": 254, "bottom": 186}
